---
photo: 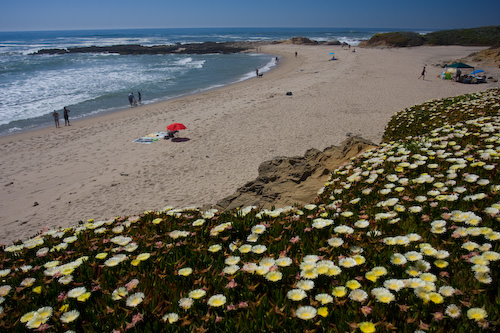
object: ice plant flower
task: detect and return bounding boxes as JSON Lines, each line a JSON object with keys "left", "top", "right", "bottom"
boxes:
{"left": 111, "top": 287, "right": 128, "bottom": 301}
{"left": 349, "top": 289, "right": 368, "bottom": 302}
{"left": 358, "top": 321, "right": 376, "bottom": 333}
{"left": 265, "top": 271, "right": 282, "bottom": 282}
{"left": 467, "top": 308, "right": 487, "bottom": 321}
{"left": 126, "top": 292, "right": 145, "bottom": 307}
{"left": 178, "top": 297, "right": 194, "bottom": 310}
{"left": 163, "top": 313, "right": 179, "bottom": 324}
{"left": 296, "top": 306, "right": 317, "bottom": 320}
{"left": 60, "top": 310, "right": 80, "bottom": 323}
{"left": 67, "top": 287, "right": 86, "bottom": 299}
{"left": 188, "top": 289, "right": 206, "bottom": 300}
{"left": 332, "top": 286, "right": 347, "bottom": 298}
{"left": 287, "top": 289, "right": 307, "bottom": 301}
{"left": 445, "top": 304, "right": 461, "bottom": 318}
{"left": 178, "top": 267, "right": 193, "bottom": 276}
{"left": 207, "top": 294, "right": 226, "bottom": 307}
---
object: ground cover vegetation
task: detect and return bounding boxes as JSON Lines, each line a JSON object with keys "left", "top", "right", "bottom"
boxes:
{"left": 0, "top": 89, "right": 499, "bottom": 332}
{"left": 361, "top": 26, "right": 500, "bottom": 47}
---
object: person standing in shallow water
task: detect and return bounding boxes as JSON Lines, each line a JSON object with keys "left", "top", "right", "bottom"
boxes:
{"left": 63, "top": 106, "right": 70, "bottom": 126}
{"left": 52, "top": 110, "right": 60, "bottom": 128}
{"left": 128, "top": 92, "right": 134, "bottom": 106}
{"left": 137, "top": 91, "right": 142, "bottom": 104}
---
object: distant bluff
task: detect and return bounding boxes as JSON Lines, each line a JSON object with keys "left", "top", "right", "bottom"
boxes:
{"left": 360, "top": 26, "right": 500, "bottom": 48}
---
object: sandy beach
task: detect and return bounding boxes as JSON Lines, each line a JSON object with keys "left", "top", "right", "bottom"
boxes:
{"left": 1, "top": 44, "right": 499, "bottom": 245}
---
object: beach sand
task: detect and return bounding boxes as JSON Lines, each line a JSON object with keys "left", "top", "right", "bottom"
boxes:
{"left": 1, "top": 44, "right": 499, "bottom": 245}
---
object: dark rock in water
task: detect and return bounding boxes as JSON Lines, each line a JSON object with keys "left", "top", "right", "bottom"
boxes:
{"left": 31, "top": 42, "right": 256, "bottom": 55}
{"left": 213, "top": 136, "right": 376, "bottom": 211}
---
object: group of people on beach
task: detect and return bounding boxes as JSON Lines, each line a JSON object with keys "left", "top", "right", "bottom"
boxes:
{"left": 52, "top": 107, "right": 70, "bottom": 128}
{"left": 128, "top": 91, "right": 142, "bottom": 107}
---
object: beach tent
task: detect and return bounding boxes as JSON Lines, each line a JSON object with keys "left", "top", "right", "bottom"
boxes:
{"left": 446, "top": 62, "right": 474, "bottom": 69}
{"left": 443, "top": 62, "right": 474, "bottom": 79}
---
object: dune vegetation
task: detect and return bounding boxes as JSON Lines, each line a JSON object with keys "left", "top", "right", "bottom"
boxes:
{"left": 0, "top": 89, "right": 499, "bottom": 332}
{"left": 360, "top": 26, "right": 500, "bottom": 48}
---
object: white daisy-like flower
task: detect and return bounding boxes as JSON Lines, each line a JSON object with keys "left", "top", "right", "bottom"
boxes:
{"left": 67, "top": 287, "right": 87, "bottom": 298}
{"left": 207, "top": 294, "right": 227, "bottom": 307}
{"left": 223, "top": 265, "right": 240, "bottom": 275}
{"left": 348, "top": 289, "right": 368, "bottom": 302}
{"left": 287, "top": 289, "right": 307, "bottom": 301}
{"left": 328, "top": 237, "right": 344, "bottom": 247}
{"left": 275, "top": 257, "right": 293, "bottom": 267}
{"left": 163, "top": 312, "right": 179, "bottom": 323}
{"left": 251, "top": 244, "right": 267, "bottom": 254}
{"left": 251, "top": 224, "right": 267, "bottom": 234}
{"left": 295, "top": 306, "right": 317, "bottom": 320}
{"left": 126, "top": 292, "right": 145, "bottom": 307}
{"left": 60, "top": 310, "right": 80, "bottom": 323}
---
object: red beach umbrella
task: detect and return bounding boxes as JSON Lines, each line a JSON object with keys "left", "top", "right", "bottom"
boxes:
{"left": 166, "top": 123, "right": 186, "bottom": 131}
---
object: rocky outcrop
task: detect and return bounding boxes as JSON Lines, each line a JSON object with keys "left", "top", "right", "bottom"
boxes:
{"left": 31, "top": 42, "right": 256, "bottom": 55}
{"left": 214, "top": 136, "right": 376, "bottom": 210}
{"left": 359, "top": 32, "right": 425, "bottom": 48}
{"left": 281, "top": 37, "right": 319, "bottom": 45}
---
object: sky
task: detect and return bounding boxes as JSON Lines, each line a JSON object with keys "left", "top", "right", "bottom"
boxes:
{"left": 1, "top": 0, "right": 499, "bottom": 32}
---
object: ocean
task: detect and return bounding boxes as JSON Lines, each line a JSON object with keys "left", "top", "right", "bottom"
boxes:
{"left": 0, "top": 27, "right": 425, "bottom": 136}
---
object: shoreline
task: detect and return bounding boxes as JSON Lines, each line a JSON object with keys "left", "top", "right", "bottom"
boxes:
{"left": 1, "top": 44, "right": 499, "bottom": 245}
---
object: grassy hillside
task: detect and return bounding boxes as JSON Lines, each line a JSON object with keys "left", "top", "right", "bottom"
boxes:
{"left": 361, "top": 26, "right": 500, "bottom": 47}
{"left": 0, "top": 89, "right": 499, "bottom": 332}
{"left": 425, "top": 26, "right": 500, "bottom": 46}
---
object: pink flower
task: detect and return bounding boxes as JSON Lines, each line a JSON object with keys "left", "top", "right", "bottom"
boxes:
{"left": 432, "top": 312, "right": 444, "bottom": 321}
{"left": 361, "top": 306, "right": 372, "bottom": 316}
{"left": 92, "top": 284, "right": 101, "bottom": 292}
{"left": 439, "top": 271, "right": 449, "bottom": 277}
{"left": 126, "top": 279, "right": 140, "bottom": 291}
{"left": 155, "top": 241, "right": 163, "bottom": 248}
{"left": 419, "top": 321, "right": 430, "bottom": 330}
{"left": 238, "top": 301, "right": 248, "bottom": 309}
{"left": 57, "top": 292, "right": 67, "bottom": 302}
{"left": 215, "top": 316, "right": 223, "bottom": 323}
{"left": 290, "top": 236, "right": 300, "bottom": 244}
{"left": 421, "top": 215, "right": 430, "bottom": 222}
{"left": 225, "top": 279, "right": 238, "bottom": 289}
{"left": 226, "top": 304, "right": 236, "bottom": 311}
{"left": 102, "top": 238, "right": 110, "bottom": 244}
{"left": 132, "top": 313, "right": 143, "bottom": 324}
{"left": 303, "top": 227, "right": 312, "bottom": 232}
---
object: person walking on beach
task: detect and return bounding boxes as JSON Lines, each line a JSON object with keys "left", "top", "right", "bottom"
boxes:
{"left": 137, "top": 91, "right": 142, "bottom": 104}
{"left": 419, "top": 66, "right": 426, "bottom": 80}
{"left": 52, "top": 110, "right": 60, "bottom": 128}
{"left": 256, "top": 68, "right": 259, "bottom": 77}
{"left": 63, "top": 106, "right": 70, "bottom": 126}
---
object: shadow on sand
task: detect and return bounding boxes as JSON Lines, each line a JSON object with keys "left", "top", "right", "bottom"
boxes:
{"left": 171, "top": 137, "right": 190, "bottom": 143}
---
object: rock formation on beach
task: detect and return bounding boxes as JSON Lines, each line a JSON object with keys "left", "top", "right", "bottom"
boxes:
{"left": 215, "top": 136, "right": 376, "bottom": 210}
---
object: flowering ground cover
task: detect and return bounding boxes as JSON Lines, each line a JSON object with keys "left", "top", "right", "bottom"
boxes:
{"left": 0, "top": 89, "right": 499, "bottom": 332}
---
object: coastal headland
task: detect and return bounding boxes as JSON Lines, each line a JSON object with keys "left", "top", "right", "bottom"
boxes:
{"left": 1, "top": 42, "right": 499, "bottom": 245}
